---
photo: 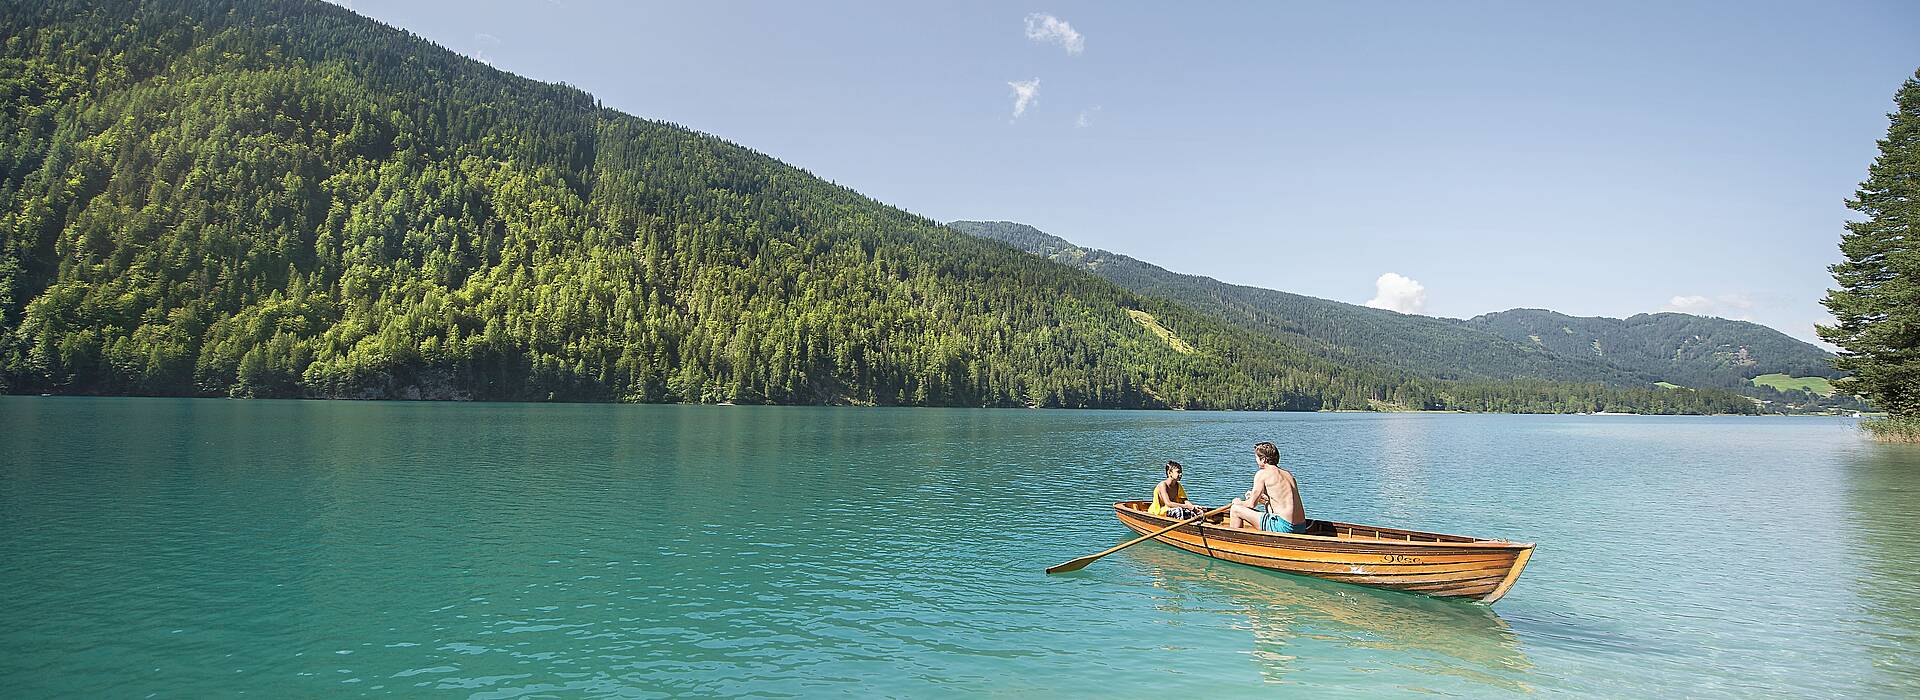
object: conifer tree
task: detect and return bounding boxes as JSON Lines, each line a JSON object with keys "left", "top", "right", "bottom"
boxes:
{"left": 1820, "top": 68, "right": 1920, "bottom": 429}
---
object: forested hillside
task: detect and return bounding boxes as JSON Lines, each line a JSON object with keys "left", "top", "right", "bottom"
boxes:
{"left": 1464, "top": 309, "right": 1839, "bottom": 388}
{"left": 948, "top": 220, "right": 1645, "bottom": 385}
{"left": 0, "top": 0, "right": 1760, "bottom": 414}
{"left": 953, "top": 220, "right": 1849, "bottom": 411}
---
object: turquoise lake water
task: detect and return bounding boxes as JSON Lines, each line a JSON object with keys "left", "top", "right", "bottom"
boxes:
{"left": 3, "top": 397, "right": 1917, "bottom": 697}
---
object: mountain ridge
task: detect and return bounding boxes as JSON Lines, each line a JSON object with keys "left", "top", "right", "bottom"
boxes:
{"left": 0, "top": 0, "right": 1762, "bottom": 415}
{"left": 949, "top": 220, "right": 1838, "bottom": 393}
{"left": 1463, "top": 308, "right": 1839, "bottom": 388}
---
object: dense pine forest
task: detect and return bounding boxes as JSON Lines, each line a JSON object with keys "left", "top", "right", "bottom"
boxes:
{"left": 0, "top": 0, "right": 1761, "bottom": 414}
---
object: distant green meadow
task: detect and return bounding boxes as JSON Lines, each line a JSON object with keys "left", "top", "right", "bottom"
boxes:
{"left": 1751, "top": 373, "right": 1836, "bottom": 396}
{"left": 1655, "top": 381, "right": 1689, "bottom": 390}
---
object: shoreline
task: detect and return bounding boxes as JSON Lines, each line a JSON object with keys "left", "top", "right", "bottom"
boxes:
{"left": 1, "top": 392, "right": 1844, "bottom": 418}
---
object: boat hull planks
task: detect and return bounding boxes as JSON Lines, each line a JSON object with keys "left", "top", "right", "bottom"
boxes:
{"left": 1111, "top": 501, "right": 1534, "bottom": 603}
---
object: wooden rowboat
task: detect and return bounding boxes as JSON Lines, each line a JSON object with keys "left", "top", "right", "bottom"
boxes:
{"left": 1112, "top": 501, "right": 1535, "bottom": 603}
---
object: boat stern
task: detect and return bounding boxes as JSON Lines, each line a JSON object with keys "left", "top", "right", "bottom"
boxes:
{"left": 1479, "top": 543, "right": 1535, "bottom": 604}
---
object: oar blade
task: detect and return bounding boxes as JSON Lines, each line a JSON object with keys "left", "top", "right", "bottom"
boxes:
{"left": 1045, "top": 556, "right": 1094, "bottom": 575}
{"left": 1044, "top": 504, "right": 1230, "bottom": 575}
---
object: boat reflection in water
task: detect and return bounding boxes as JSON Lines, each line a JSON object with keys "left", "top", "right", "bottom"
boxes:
{"left": 1125, "top": 543, "right": 1532, "bottom": 692}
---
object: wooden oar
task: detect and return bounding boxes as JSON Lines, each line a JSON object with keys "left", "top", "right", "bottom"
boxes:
{"left": 1046, "top": 504, "right": 1233, "bottom": 574}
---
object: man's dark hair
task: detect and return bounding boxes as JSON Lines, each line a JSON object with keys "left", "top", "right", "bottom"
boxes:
{"left": 1165, "top": 460, "right": 1182, "bottom": 474}
{"left": 1254, "top": 442, "right": 1280, "bottom": 466}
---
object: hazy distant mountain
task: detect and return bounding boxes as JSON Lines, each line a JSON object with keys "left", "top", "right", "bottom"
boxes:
{"left": 1465, "top": 309, "right": 1839, "bottom": 388}
{"left": 949, "top": 220, "right": 1837, "bottom": 390}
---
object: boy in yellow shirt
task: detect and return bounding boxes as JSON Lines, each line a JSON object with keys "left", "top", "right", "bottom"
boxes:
{"left": 1149, "top": 460, "right": 1204, "bottom": 519}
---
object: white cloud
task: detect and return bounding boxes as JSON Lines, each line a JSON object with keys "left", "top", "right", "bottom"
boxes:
{"left": 1364, "top": 273, "right": 1428, "bottom": 314}
{"left": 1660, "top": 293, "right": 1755, "bottom": 320}
{"left": 1662, "top": 295, "right": 1714, "bottom": 314}
{"left": 1075, "top": 105, "right": 1100, "bottom": 128}
{"left": 1024, "top": 13, "right": 1084, "bottom": 55}
{"left": 470, "top": 33, "right": 501, "bottom": 66}
{"left": 1007, "top": 78, "right": 1040, "bottom": 118}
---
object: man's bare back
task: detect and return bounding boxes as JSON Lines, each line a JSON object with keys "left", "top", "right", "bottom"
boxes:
{"left": 1230, "top": 441, "right": 1306, "bottom": 532}
{"left": 1253, "top": 466, "right": 1303, "bottom": 525}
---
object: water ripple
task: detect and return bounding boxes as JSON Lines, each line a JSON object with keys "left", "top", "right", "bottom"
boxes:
{"left": 2, "top": 400, "right": 1914, "bottom": 697}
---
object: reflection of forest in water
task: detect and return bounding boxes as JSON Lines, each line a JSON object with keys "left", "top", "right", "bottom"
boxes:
{"left": 1846, "top": 446, "right": 1920, "bottom": 696}
{"left": 1127, "top": 544, "right": 1531, "bottom": 693}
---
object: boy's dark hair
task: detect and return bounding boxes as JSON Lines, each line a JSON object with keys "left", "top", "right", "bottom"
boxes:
{"left": 1165, "top": 460, "right": 1182, "bottom": 474}
{"left": 1254, "top": 442, "right": 1280, "bottom": 466}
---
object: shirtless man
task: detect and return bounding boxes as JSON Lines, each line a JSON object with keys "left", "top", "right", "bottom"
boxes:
{"left": 1228, "top": 441, "right": 1308, "bottom": 534}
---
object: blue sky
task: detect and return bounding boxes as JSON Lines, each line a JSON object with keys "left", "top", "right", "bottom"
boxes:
{"left": 330, "top": 1, "right": 1919, "bottom": 346}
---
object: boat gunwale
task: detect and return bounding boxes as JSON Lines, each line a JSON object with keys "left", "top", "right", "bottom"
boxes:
{"left": 1112, "top": 501, "right": 1535, "bottom": 551}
